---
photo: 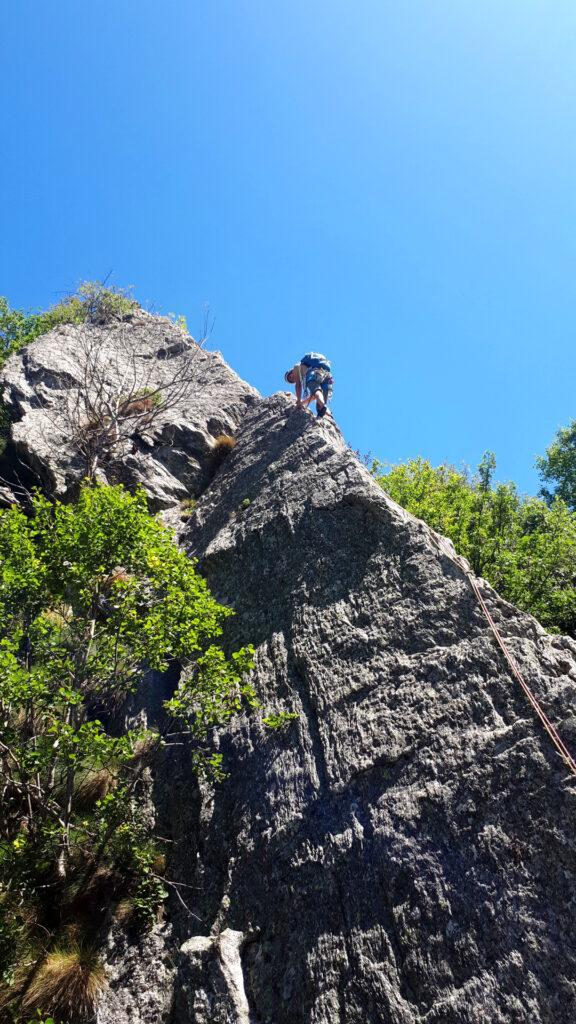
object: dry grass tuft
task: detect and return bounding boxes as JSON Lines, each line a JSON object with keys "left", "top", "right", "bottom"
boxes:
{"left": 211, "top": 433, "right": 236, "bottom": 466}
{"left": 119, "top": 395, "right": 155, "bottom": 417}
{"left": 152, "top": 851, "right": 166, "bottom": 875}
{"left": 179, "top": 497, "right": 197, "bottom": 520}
{"left": 75, "top": 767, "right": 116, "bottom": 808}
{"left": 21, "top": 945, "right": 107, "bottom": 1017}
{"left": 213, "top": 432, "right": 236, "bottom": 449}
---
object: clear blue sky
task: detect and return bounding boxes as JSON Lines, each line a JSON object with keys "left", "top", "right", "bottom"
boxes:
{"left": 2, "top": 1, "right": 576, "bottom": 494}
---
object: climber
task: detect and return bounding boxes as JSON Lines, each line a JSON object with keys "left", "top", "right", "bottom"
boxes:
{"left": 284, "top": 352, "right": 333, "bottom": 419}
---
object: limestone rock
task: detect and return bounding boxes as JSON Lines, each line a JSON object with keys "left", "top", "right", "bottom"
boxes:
{"left": 0, "top": 312, "right": 258, "bottom": 509}
{"left": 102, "top": 392, "right": 576, "bottom": 1023}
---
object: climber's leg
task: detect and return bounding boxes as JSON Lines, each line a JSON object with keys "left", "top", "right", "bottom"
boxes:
{"left": 314, "top": 389, "right": 326, "bottom": 417}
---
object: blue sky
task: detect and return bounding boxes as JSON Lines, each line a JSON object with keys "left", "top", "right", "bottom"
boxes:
{"left": 2, "top": 1, "right": 575, "bottom": 493}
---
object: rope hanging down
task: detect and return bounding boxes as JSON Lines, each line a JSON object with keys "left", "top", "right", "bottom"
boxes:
{"left": 432, "top": 535, "right": 576, "bottom": 780}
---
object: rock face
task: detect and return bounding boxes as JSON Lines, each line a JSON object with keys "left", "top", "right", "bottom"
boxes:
{"left": 0, "top": 312, "right": 258, "bottom": 508}
{"left": 4, "top": 321, "right": 576, "bottom": 1022}
{"left": 148, "top": 393, "right": 576, "bottom": 1024}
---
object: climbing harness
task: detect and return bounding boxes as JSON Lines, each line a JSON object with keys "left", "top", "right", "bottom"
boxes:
{"left": 304, "top": 367, "right": 333, "bottom": 402}
{"left": 432, "top": 533, "right": 576, "bottom": 780}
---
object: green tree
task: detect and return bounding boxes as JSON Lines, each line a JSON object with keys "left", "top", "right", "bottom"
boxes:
{"left": 0, "top": 484, "right": 254, "bottom": 1017}
{"left": 374, "top": 454, "right": 576, "bottom": 637}
{"left": 536, "top": 419, "right": 576, "bottom": 511}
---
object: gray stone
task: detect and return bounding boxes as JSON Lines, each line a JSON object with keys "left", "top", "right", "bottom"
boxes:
{"left": 102, "top": 393, "right": 576, "bottom": 1024}
{"left": 0, "top": 311, "right": 258, "bottom": 509}
{"left": 5, "top": 320, "right": 575, "bottom": 1022}
{"left": 154, "top": 393, "right": 576, "bottom": 1024}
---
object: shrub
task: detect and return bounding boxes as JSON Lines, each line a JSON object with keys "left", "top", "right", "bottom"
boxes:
{"left": 263, "top": 711, "right": 299, "bottom": 730}
{"left": 0, "top": 483, "right": 255, "bottom": 1017}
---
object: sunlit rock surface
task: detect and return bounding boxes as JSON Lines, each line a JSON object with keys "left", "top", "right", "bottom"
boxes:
{"left": 3, "top": 320, "right": 575, "bottom": 1022}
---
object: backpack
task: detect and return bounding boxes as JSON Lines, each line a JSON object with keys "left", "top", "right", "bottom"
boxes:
{"left": 300, "top": 352, "right": 331, "bottom": 372}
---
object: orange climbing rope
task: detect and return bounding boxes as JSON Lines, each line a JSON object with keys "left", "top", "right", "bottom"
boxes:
{"left": 433, "top": 535, "right": 576, "bottom": 780}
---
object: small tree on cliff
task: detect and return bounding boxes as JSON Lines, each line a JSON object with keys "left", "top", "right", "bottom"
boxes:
{"left": 57, "top": 324, "right": 204, "bottom": 481}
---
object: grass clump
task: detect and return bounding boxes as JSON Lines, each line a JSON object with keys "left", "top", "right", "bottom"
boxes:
{"left": 74, "top": 766, "right": 117, "bottom": 809}
{"left": 179, "top": 497, "right": 197, "bottom": 520}
{"left": 21, "top": 947, "right": 106, "bottom": 1019}
{"left": 211, "top": 434, "right": 236, "bottom": 467}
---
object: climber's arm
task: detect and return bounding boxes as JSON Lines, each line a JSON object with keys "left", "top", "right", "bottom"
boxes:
{"left": 294, "top": 365, "right": 304, "bottom": 406}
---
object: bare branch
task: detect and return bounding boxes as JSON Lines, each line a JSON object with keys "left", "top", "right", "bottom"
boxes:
{"left": 26, "top": 317, "right": 208, "bottom": 486}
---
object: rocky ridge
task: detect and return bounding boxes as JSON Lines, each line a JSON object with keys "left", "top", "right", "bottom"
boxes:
{"left": 2, "top": 318, "right": 576, "bottom": 1023}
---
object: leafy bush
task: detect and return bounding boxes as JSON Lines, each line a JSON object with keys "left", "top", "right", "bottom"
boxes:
{"left": 0, "top": 483, "right": 254, "bottom": 1019}
{"left": 374, "top": 453, "right": 576, "bottom": 637}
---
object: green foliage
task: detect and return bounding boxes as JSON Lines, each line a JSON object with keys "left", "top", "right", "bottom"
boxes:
{"left": 262, "top": 711, "right": 299, "bottom": 730}
{"left": 167, "top": 312, "right": 189, "bottom": 333}
{"left": 0, "top": 484, "right": 254, "bottom": 1017}
{"left": 536, "top": 419, "right": 576, "bottom": 511}
{"left": 0, "top": 283, "right": 136, "bottom": 368}
{"left": 374, "top": 454, "right": 576, "bottom": 637}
